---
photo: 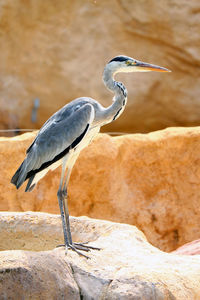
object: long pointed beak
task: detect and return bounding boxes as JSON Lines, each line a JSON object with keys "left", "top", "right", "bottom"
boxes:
{"left": 136, "top": 61, "right": 171, "bottom": 72}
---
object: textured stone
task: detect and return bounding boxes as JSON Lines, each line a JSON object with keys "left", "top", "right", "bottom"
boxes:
{"left": 172, "top": 239, "right": 200, "bottom": 256}
{"left": 0, "top": 212, "right": 200, "bottom": 299}
{"left": 2, "top": 127, "right": 200, "bottom": 253}
{"left": 0, "top": 0, "right": 200, "bottom": 135}
{"left": 0, "top": 250, "right": 79, "bottom": 300}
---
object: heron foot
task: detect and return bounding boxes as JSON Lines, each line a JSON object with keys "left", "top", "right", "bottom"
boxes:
{"left": 67, "top": 244, "right": 90, "bottom": 259}
{"left": 56, "top": 242, "right": 101, "bottom": 258}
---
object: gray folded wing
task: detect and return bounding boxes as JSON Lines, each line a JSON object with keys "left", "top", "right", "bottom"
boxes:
{"left": 11, "top": 103, "right": 95, "bottom": 188}
{"left": 28, "top": 103, "right": 94, "bottom": 170}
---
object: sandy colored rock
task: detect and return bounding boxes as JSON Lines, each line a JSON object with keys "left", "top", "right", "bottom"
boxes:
{"left": 0, "top": 212, "right": 200, "bottom": 299}
{"left": 2, "top": 127, "right": 200, "bottom": 253}
{"left": 0, "top": 250, "right": 79, "bottom": 300}
{"left": 0, "top": 0, "right": 200, "bottom": 135}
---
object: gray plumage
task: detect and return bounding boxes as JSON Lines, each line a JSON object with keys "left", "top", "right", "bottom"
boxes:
{"left": 12, "top": 100, "right": 96, "bottom": 191}
{"left": 11, "top": 55, "right": 170, "bottom": 257}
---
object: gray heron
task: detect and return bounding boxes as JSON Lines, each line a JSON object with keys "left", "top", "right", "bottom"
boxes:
{"left": 11, "top": 55, "right": 170, "bottom": 258}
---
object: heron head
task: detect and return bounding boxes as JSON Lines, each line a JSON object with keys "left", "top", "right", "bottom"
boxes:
{"left": 108, "top": 55, "right": 171, "bottom": 73}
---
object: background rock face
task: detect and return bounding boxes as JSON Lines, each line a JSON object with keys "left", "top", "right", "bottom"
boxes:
{"left": 2, "top": 127, "right": 200, "bottom": 253}
{"left": 0, "top": 0, "right": 200, "bottom": 135}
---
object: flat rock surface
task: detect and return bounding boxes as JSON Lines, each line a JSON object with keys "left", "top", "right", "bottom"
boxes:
{"left": 2, "top": 127, "right": 200, "bottom": 252}
{"left": 0, "top": 212, "right": 200, "bottom": 300}
{"left": 0, "top": 1, "right": 200, "bottom": 134}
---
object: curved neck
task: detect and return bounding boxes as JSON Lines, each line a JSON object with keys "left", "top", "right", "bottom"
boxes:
{"left": 102, "top": 65, "right": 128, "bottom": 124}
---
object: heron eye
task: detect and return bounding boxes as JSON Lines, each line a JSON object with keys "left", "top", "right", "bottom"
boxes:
{"left": 126, "top": 60, "right": 136, "bottom": 66}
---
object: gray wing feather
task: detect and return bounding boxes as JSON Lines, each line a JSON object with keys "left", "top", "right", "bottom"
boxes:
{"left": 26, "top": 103, "right": 94, "bottom": 171}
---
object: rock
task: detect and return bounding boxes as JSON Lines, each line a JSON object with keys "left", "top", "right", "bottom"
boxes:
{"left": 0, "top": 1, "right": 200, "bottom": 135}
{"left": 3, "top": 127, "right": 200, "bottom": 253}
{"left": 0, "top": 250, "right": 79, "bottom": 300}
{"left": 0, "top": 212, "right": 200, "bottom": 299}
{"left": 172, "top": 239, "right": 200, "bottom": 256}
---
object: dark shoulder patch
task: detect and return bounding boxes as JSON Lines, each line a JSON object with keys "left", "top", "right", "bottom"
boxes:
{"left": 109, "top": 56, "right": 129, "bottom": 63}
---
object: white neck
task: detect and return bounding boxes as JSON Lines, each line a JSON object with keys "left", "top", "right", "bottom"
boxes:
{"left": 102, "top": 64, "right": 128, "bottom": 123}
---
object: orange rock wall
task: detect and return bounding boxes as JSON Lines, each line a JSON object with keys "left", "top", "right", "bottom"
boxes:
{"left": 2, "top": 128, "right": 200, "bottom": 252}
{"left": 0, "top": 0, "right": 200, "bottom": 134}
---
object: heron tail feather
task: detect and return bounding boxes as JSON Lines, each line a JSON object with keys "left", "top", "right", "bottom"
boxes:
{"left": 11, "top": 160, "right": 28, "bottom": 189}
{"left": 25, "top": 176, "right": 35, "bottom": 192}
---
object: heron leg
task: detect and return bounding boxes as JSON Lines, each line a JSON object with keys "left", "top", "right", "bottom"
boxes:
{"left": 57, "top": 191, "right": 69, "bottom": 250}
{"left": 57, "top": 155, "right": 91, "bottom": 257}
{"left": 62, "top": 154, "right": 78, "bottom": 245}
{"left": 57, "top": 158, "right": 70, "bottom": 253}
{"left": 57, "top": 155, "right": 101, "bottom": 256}
{"left": 62, "top": 182, "right": 101, "bottom": 252}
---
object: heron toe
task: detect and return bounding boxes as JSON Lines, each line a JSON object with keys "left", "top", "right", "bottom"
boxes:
{"left": 73, "top": 242, "right": 101, "bottom": 251}
{"left": 56, "top": 242, "right": 100, "bottom": 258}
